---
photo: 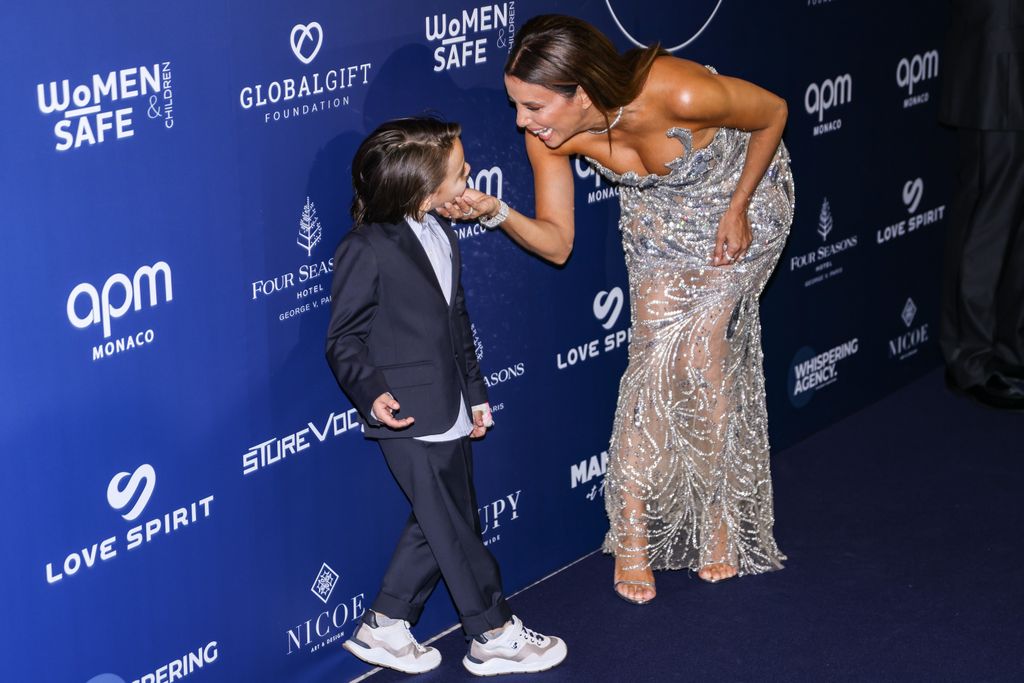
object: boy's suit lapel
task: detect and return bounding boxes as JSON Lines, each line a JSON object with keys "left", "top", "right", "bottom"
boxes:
{"left": 433, "top": 213, "right": 459, "bottom": 309}
{"left": 380, "top": 217, "right": 452, "bottom": 306}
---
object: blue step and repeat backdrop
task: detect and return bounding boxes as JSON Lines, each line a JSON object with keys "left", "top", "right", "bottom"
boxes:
{"left": 1, "top": 1, "right": 951, "bottom": 681}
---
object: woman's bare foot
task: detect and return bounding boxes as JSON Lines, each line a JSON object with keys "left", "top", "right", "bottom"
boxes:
{"left": 613, "top": 557, "right": 656, "bottom": 603}
{"left": 697, "top": 562, "right": 737, "bottom": 583}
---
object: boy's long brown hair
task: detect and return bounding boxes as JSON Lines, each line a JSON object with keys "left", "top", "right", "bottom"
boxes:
{"left": 351, "top": 117, "right": 462, "bottom": 225}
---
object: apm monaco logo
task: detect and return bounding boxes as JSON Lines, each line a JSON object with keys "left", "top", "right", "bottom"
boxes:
{"left": 88, "top": 642, "right": 220, "bottom": 683}
{"left": 242, "top": 407, "right": 362, "bottom": 475}
{"left": 888, "top": 297, "right": 929, "bottom": 361}
{"left": 426, "top": 2, "right": 515, "bottom": 72}
{"left": 897, "top": 50, "right": 939, "bottom": 109}
{"left": 479, "top": 490, "right": 521, "bottom": 546}
{"left": 311, "top": 563, "right": 340, "bottom": 604}
{"left": 788, "top": 338, "right": 859, "bottom": 407}
{"left": 556, "top": 287, "right": 631, "bottom": 369}
{"left": 250, "top": 196, "right": 334, "bottom": 323}
{"left": 789, "top": 197, "right": 858, "bottom": 287}
{"left": 574, "top": 157, "right": 619, "bottom": 205}
{"left": 455, "top": 165, "right": 506, "bottom": 240}
{"left": 287, "top": 567, "right": 366, "bottom": 656}
{"left": 570, "top": 451, "right": 608, "bottom": 502}
{"left": 66, "top": 261, "right": 173, "bottom": 361}
{"left": 804, "top": 74, "right": 852, "bottom": 136}
{"left": 238, "top": 21, "right": 372, "bottom": 125}
{"left": 45, "top": 464, "right": 214, "bottom": 585}
{"left": 606, "top": 0, "right": 722, "bottom": 52}
{"left": 876, "top": 178, "right": 946, "bottom": 245}
{"left": 37, "top": 61, "right": 174, "bottom": 151}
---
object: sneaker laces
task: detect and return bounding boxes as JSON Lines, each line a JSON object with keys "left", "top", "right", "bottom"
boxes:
{"left": 399, "top": 620, "right": 427, "bottom": 653}
{"left": 521, "top": 624, "right": 544, "bottom": 646}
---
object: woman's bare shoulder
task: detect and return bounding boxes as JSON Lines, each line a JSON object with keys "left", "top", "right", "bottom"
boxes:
{"left": 644, "top": 56, "right": 725, "bottom": 121}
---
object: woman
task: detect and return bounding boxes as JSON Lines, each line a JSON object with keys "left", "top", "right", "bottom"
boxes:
{"left": 446, "top": 15, "right": 793, "bottom": 604}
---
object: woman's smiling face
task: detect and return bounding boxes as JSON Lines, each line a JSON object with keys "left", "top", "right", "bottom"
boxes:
{"left": 504, "top": 75, "right": 590, "bottom": 148}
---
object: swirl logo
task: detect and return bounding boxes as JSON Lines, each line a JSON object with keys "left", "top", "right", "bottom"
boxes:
{"left": 902, "top": 178, "right": 923, "bottom": 214}
{"left": 107, "top": 464, "right": 156, "bottom": 521}
{"left": 605, "top": 0, "right": 723, "bottom": 52}
{"left": 593, "top": 287, "right": 624, "bottom": 330}
{"left": 290, "top": 22, "right": 323, "bottom": 65}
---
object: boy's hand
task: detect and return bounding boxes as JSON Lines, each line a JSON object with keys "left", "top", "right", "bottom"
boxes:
{"left": 470, "top": 403, "right": 494, "bottom": 439}
{"left": 371, "top": 392, "right": 415, "bottom": 430}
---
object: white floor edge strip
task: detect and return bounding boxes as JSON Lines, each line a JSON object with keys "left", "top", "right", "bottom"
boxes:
{"left": 348, "top": 547, "right": 602, "bottom": 682}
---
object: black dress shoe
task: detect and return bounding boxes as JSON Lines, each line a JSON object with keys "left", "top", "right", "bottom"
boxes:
{"left": 965, "top": 375, "right": 1024, "bottom": 411}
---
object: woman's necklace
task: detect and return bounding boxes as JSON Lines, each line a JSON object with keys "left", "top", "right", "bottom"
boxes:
{"left": 587, "top": 106, "right": 624, "bottom": 135}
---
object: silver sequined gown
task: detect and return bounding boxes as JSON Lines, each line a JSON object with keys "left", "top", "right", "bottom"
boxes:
{"left": 587, "top": 115, "right": 794, "bottom": 576}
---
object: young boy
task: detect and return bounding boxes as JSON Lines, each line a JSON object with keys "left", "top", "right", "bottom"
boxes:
{"left": 326, "top": 118, "right": 567, "bottom": 676}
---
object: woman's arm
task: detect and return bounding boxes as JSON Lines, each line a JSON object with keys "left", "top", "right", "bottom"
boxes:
{"left": 448, "top": 132, "right": 576, "bottom": 265}
{"left": 668, "top": 62, "right": 788, "bottom": 264}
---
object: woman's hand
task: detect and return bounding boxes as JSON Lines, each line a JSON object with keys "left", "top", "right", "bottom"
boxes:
{"left": 439, "top": 187, "right": 500, "bottom": 222}
{"left": 713, "top": 206, "right": 752, "bottom": 266}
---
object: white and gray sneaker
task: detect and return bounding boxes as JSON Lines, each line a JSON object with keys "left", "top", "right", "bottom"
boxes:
{"left": 462, "top": 615, "right": 567, "bottom": 676}
{"left": 342, "top": 612, "right": 441, "bottom": 674}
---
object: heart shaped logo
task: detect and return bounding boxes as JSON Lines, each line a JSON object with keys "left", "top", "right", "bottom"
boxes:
{"left": 290, "top": 22, "right": 323, "bottom": 65}
{"left": 593, "top": 287, "right": 624, "bottom": 330}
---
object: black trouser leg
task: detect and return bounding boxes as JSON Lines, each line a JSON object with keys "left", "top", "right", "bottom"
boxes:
{"left": 371, "top": 437, "right": 512, "bottom": 636}
{"left": 941, "top": 129, "right": 1024, "bottom": 386}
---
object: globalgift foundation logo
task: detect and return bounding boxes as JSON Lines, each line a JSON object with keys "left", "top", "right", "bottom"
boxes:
{"left": 237, "top": 21, "right": 372, "bottom": 125}
{"left": 290, "top": 22, "right": 323, "bottom": 64}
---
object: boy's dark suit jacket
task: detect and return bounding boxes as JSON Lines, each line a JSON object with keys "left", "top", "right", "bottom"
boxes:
{"left": 325, "top": 214, "right": 488, "bottom": 439}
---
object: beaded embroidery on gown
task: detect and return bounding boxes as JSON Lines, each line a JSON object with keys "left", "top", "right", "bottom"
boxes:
{"left": 587, "top": 85, "right": 794, "bottom": 576}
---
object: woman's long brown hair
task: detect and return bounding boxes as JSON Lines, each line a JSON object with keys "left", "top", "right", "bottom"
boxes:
{"left": 504, "top": 14, "right": 667, "bottom": 133}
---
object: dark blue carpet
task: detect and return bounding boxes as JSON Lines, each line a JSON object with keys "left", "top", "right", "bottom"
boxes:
{"left": 359, "top": 369, "right": 1024, "bottom": 682}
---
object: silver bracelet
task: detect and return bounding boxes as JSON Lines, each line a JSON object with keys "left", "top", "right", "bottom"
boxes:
{"left": 479, "top": 199, "right": 509, "bottom": 228}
